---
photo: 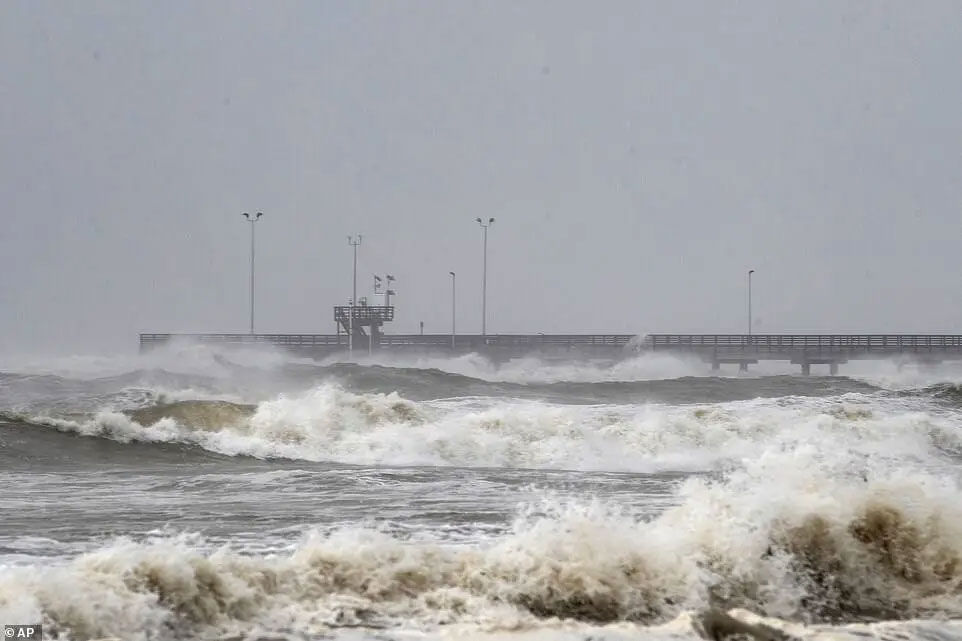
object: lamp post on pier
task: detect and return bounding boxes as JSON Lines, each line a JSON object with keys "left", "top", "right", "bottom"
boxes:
{"left": 449, "top": 271, "right": 456, "bottom": 350}
{"left": 241, "top": 212, "right": 264, "bottom": 334}
{"left": 475, "top": 217, "right": 494, "bottom": 336}
{"left": 347, "top": 235, "right": 362, "bottom": 355}
{"left": 748, "top": 269, "right": 755, "bottom": 339}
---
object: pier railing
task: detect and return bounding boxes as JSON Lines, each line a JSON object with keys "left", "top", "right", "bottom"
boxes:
{"left": 333, "top": 306, "right": 395, "bottom": 323}
{"left": 139, "top": 333, "right": 962, "bottom": 372}
{"left": 139, "top": 333, "right": 635, "bottom": 350}
{"left": 138, "top": 333, "right": 347, "bottom": 347}
{"left": 141, "top": 333, "right": 962, "bottom": 353}
{"left": 139, "top": 332, "right": 962, "bottom": 370}
{"left": 644, "top": 334, "right": 962, "bottom": 353}
{"left": 380, "top": 334, "right": 634, "bottom": 347}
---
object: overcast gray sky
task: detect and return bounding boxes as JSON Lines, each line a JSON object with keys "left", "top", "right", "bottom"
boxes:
{"left": 1, "top": 1, "right": 960, "bottom": 354}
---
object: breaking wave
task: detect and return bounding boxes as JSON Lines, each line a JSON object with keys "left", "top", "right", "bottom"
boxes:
{"left": 360, "top": 351, "right": 709, "bottom": 384}
{"left": 10, "top": 341, "right": 962, "bottom": 395}
{"left": 16, "top": 383, "right": 962, "bottom": 472}
{"left": 2, "top": 454, "right": 961, "bottom": 640}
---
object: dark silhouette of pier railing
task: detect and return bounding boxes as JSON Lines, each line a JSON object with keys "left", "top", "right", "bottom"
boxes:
{"left": 139, "top": 333, "right": 346, "bottom": 347}
{"left": 333, "top": 306, "right": 395, "bottom": 324}
{"left": 645, "top": 334, "right": 962, "bottom": 374}
{"left": 139, "top": 333, "right": 634, "bottom": 349}
{"left": 645, "top": 334, "right": 962, "bottom": 353}
{"left": 138, "top": 333, "right": 962, "bottom": 373}
{"left": 378, "top": 334, "right": 633, "bottom": 348}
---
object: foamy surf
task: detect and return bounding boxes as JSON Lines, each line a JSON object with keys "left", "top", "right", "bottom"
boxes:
{"left": 3, "top": 454, "right": 962, "bottom": 640}
{"left": 344, "top": 351, "right": 709, "bottom": 384}
{"left": 20, "top": 382, "right": 962, "bottom": 472}
{"left": 5, "top": 356, "right": 962, "bottom": 641}
{"left": 8, "top": 341, "right": 962, "bottom": 397}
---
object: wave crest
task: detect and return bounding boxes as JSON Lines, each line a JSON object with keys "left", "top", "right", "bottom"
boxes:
{"left": 16, "top": 384, "right": 962, "bottom": 472}
{"left": 3, "top": 459, "right": 962, "bottom": 639}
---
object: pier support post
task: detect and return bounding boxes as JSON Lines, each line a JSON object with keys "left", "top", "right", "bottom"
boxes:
{"left": 739, "top": 362, "right": 749, "bottom": 372}
{"left": 800, "top": 362, "right": 811, "bottom": 376}
{"left": 711, "top": 360, "right": 720, "bottom": 372}
{"left": 829, "top": 362, "right": 839, "bottom": 376}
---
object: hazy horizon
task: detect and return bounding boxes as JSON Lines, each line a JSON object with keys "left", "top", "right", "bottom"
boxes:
{"left": 2, "top": 1, "right": 960, "bottom": 354}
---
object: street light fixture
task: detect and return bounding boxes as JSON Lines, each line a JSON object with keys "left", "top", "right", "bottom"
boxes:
{"left": 449, "top": 271, "right": 456, "bottom": 350}
{"left": 748, "top": 269, "right": 755, "bottom": 339}
{"left": 241, "top": 212, "right": 264, "bottom": 334}
{"left": 347, "top": 234, "right": 362, "bottom": 355}
{"left": 476, "top": 217, "right": 495, "bottom": 336}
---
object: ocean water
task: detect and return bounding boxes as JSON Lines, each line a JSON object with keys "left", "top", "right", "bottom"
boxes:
{"left": 1, "top": 345, "right": 962, "bottom": 640}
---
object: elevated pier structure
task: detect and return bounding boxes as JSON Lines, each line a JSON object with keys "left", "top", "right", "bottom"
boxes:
{"left": 138, "top": 332, "right": 962, "bottom": 373}
{"left": 139, "top": 333, "right": 635, "bottom": 360}
{"left": 334, "top": 304, "right": 394, "bottom": 350}
{"left": 645, "top": 334, "right": 962, "bottom": 374}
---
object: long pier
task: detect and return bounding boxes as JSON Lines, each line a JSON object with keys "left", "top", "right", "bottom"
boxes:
{"left": 646, "top": 334, "right": 962, "bottom": 374}
{"left": 138, "top": 333, "right": 636, "bottom": 361}
{"left": 139, "top": 332, "right": 962, "bottom": 373}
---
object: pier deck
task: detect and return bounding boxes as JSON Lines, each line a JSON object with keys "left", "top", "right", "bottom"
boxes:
{"left": 139, "top": 333, "right": 962, "bottom": 373}
{"left": 138, "top": 333, "right": 635, "bottom": 360}
{"left": 645, "top": 334, "right": 962, "bottom": 374}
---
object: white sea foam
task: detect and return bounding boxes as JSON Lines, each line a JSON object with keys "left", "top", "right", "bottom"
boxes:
{"left": 10, "top": 338, "right": 962, "bottom": 393}
{"left": 370, "top": 348, "right": 962, "bottom": 388}
{"left": 0, "top": 340, "right": 710, "bottom": 385}
{"left": 841, "top": 359, "right": 962, "bottom": 391}
{"left": 0, "top": 340, "right": 305, "bottom": 380}
{"left": 28, "top": 383, "right": 962, "bottom": 472}
{"left": 2, "top": 453, "right": 961, "bottom": 640}
{"left": 338, "top": 351, "right": 712, "bottom": 384}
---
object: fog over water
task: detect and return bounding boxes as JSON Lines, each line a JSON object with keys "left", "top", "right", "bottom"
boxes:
{"left": 2, "top": 344, "right": 962, "bottom": 640}
{"left": 1, "top": 1, "right": 961, "bottom": 354}
{"left": 3, "top": 3, "right": 962, "bottom": 641}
